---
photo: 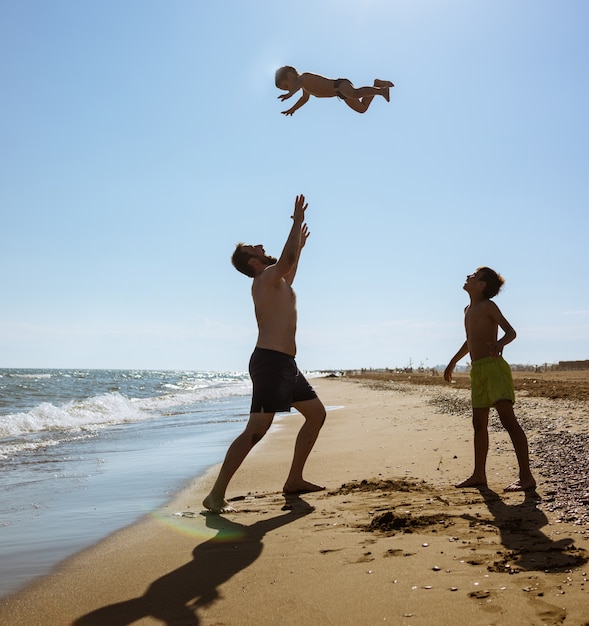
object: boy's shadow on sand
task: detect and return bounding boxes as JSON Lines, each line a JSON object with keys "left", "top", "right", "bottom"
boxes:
{"left": 74, "top": 495, "right": 314, "bottom": 626}
{"left": 467, "top": 487, "right": 587, "bottom": 572}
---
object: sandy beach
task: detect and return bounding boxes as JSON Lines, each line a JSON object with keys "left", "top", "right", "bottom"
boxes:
{"left": 1, "top": 375, "right": 588, "bottom": 625}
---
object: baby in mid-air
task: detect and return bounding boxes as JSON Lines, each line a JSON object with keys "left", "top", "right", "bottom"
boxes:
{"left": 275, "top": 66, "right": 394, "bottom": 115}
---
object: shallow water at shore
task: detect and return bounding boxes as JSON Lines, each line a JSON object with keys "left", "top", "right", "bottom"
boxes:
{"left": 1, "top": 396, "right": 252, "bottom": 597}
{"left": 0, "top": 369, "right": 254, "bottom": 597}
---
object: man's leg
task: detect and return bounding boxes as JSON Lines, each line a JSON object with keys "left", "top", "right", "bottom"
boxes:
{"left": 203, "top": 412, "right": 274, "bottom": 513}
{"left": 283, "top": 397, "right": 326, "bottom": 494}
{"left": 456, "top": 407, "right": 489, "bottom": 487}
{"left": 495, "top": 400, "right": 536, "bottom": 491}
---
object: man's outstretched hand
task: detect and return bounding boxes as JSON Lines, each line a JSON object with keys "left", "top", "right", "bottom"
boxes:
{"left": 292, "top": 194, "right": 308, "bottom": 222}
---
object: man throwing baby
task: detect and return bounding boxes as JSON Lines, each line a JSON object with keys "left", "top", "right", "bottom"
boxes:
{"left": 203, "top": 194, "right": 326, "bottom": 513}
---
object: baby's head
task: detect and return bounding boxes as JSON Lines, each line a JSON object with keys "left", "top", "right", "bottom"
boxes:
{"left": 476, "top": 266, "right": 505, "bottom": 299}
{"left": 275, "top": 66, "right": 299, "bottom": 90}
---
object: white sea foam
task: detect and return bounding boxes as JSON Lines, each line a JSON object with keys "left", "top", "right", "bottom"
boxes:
{"left": 0, "top": 393, "right": 143, "bottom": 438}
{"left": 0, "top": 379, "right": 252, "bottom": 440}
{"left": 7, "top": 373, "right": 53, "bottom": 379}
{"left": 0, "top": 433, "right": 96, "bottom": 459}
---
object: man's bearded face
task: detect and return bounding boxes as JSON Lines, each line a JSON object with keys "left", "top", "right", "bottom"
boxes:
{"left": 260, "top": 253, "right": 277, "bottom": 266}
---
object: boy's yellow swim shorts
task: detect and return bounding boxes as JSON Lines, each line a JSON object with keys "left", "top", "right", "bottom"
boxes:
{"left": 470, "top": 356, "right": 515, "bottom": 408}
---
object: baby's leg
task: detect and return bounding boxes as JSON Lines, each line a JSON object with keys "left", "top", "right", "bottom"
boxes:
{"left": 344, "top": 96, "right": 375, "bottom": 113}
{"left": 337, "top": 80, "right": 382, "bottom": 113}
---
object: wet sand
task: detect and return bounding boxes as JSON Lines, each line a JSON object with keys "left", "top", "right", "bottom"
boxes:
{"left": 1, "top": 376, "right": 588, "bottom": 625}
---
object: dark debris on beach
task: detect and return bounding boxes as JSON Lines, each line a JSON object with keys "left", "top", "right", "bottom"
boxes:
{"left": 532, "top": 430, "right": 589, "bottom": 527}
{"left": 331, "top": 478, "right": 427, "bottom": 496}
{"left": 368, "top": 510, "right": 452, "bottom": 534}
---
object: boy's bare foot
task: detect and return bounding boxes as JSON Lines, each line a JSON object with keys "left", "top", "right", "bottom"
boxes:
{"left": 504, "top": 479, "right": 537, "bottom": 492}
{"left": 203, "top": 494, "right": 236, "bottom": 514}
{"left": 455, "top": 476, "right": 487, "bottom": 488}
{"left": 283, "top": 480, "right": 325, "bottom": 495}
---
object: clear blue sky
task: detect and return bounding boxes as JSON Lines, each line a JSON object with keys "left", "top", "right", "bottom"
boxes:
{"left": 1, "top": 0, "right": 587, "bottom": 371}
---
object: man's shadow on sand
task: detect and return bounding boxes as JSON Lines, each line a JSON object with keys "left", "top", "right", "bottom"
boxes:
{"left": 466, "top": 487, "right": 587, "bottom": 572}
{"left": 74, "top": 496, "right": 314, "bottom": 626}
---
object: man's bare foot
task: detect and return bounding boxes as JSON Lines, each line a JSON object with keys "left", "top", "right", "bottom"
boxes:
{"left": 455, "top": 476, "right": 487, "bottom": 488}
{"left": 203, "top": 494, "right": 236, "bottom": 514}
{"left": 283, "top": 480, "right": 325, "bottom": 495}
{"left": 504, "top": 479, "right": 537, "bottom": 492}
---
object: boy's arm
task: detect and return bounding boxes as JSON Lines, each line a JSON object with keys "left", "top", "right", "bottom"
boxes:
{"left": 444, "top": 341, "right": 469, "bottom": 382}
{"left": 281, "top": 91, "right": 310, "bottom": 116}
{"left": 487, "top": 302, "right": 516, "bottom": 357}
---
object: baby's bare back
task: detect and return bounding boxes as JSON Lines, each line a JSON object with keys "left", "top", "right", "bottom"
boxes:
{"left": 300, "top": 72, "right": 339, "bottom": 98}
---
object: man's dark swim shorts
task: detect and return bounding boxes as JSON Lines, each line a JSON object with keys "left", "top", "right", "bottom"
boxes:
{"left": 249, "top": 347, "right": 317, "bottom": 413}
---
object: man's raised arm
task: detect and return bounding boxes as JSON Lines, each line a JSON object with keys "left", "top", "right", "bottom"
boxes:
{"left": 264, "top": 194, "right": 308, "bottom": 285}
{"left": 284, "top": 222, "right": 309, "bottom": 286}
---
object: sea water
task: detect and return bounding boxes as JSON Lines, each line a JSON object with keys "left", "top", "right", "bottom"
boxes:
{"left": 0, "top": 368, "right": 260, "bottom": 597}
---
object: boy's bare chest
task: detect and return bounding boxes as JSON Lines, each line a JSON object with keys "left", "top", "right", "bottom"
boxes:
{"left": 465, "top": 307, "right": 495, "bottom": 336}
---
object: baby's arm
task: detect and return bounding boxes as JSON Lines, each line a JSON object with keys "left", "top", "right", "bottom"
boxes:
{"left": 277, "top": 76, "right": 305, "bottom": 102}
{"left": 282, "top": 91, "right": 310, "bottom": 116}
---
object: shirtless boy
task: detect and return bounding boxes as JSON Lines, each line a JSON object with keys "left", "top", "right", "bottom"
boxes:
{"left": 444, "top": 267, "right": 536, "bottom": 492}
{"left": 275, "top": 66, "right": 394, "bottom": 115}
{"left": 203, "top": 194, "right": 326, "bottom": 514}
